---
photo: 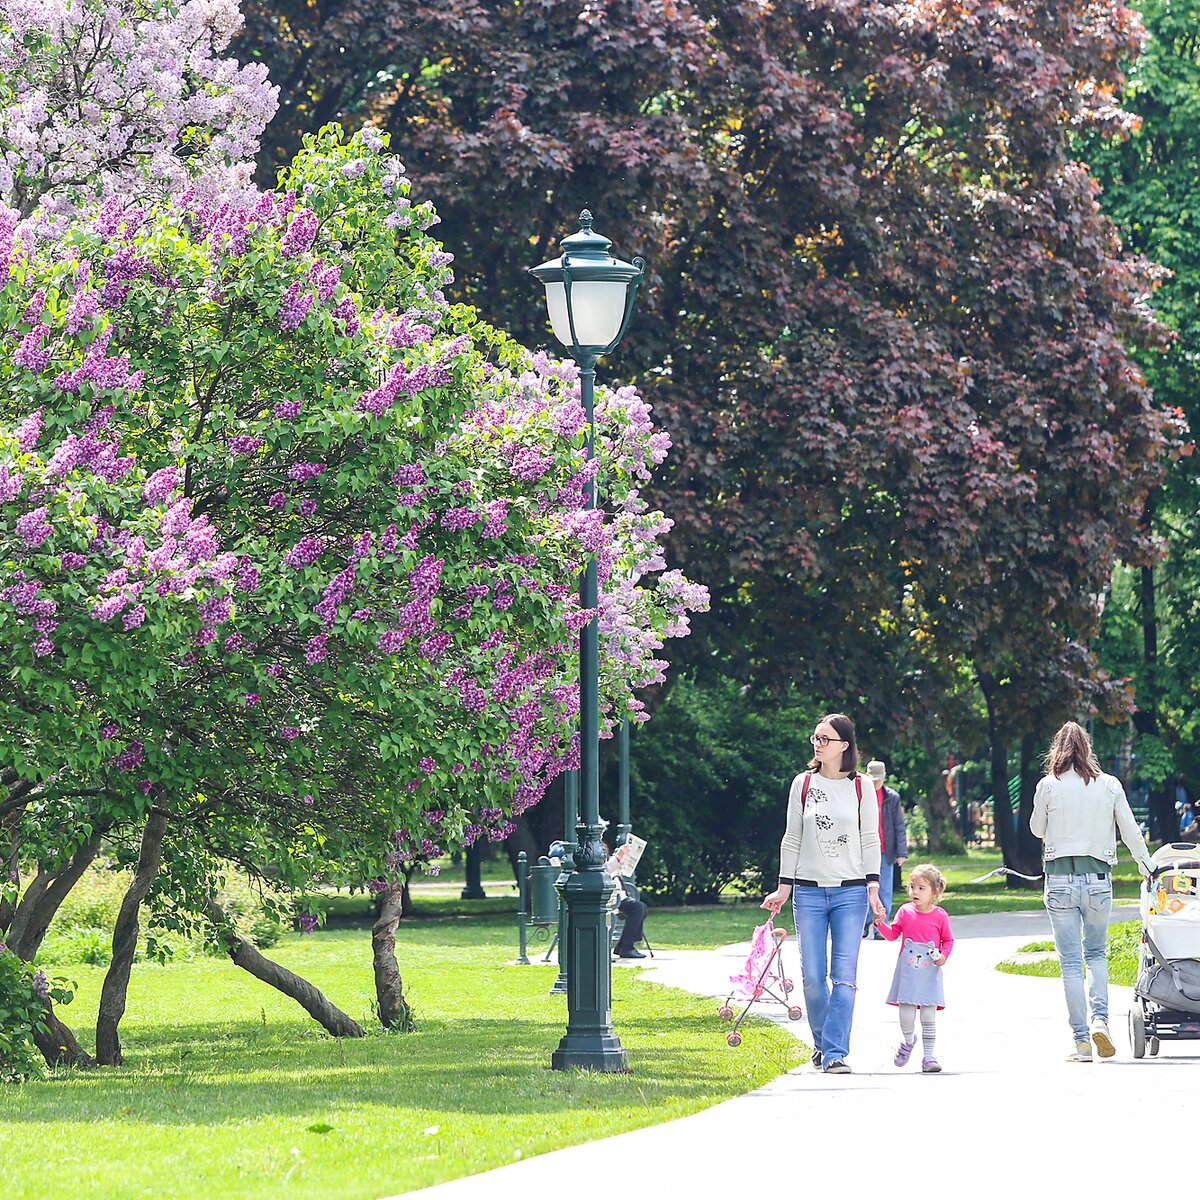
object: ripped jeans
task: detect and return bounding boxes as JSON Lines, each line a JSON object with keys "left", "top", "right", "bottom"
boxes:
{"left": 792, "top": 885, "right": 869, "bottom": 1065}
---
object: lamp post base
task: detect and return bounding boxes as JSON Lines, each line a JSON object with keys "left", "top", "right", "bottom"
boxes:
{"left": 551, "top": 1034, "right": 629, "bottom": 1073}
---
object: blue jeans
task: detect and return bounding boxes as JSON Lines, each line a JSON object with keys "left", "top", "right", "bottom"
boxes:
{"left": 878, "top": 858, "right": 896, "bottom": 919}
{"left": 1044, "top": 873, "right": 1111, "bottom": 1041}
{"left": 792, "top": 885, "right": 869, "bottom": 1065}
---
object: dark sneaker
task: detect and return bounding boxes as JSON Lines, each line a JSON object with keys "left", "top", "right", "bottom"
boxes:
{"left": 894, "top": 1041, "right": 914, "bottom": 1067}
{"left": 811, "top": 1050, "right": 823, "bottom": 1069}
{"left": 823, "top": 1060, "right": 852, "bottom": 1074}
{"left": 921, "top": 1057, "right": 941, "bottom": 1073}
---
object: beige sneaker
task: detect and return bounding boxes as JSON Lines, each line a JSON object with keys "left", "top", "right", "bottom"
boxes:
{"left": 1067, "top": 1040, "right": 1092, "bottom": 1062}
{"left": 1091, "top": 1019, "right": 1116, "bottom": 1058}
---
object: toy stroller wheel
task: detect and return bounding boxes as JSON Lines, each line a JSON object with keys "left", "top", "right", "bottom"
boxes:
{"left": 1149, "top": 1037, "right": 1160, "bottom": 1057}
{"left": 1129, "top": 1007, "right": 1146, "bottom": 1059}
{"left": 727, "top": 1031, "right": 742, "bottom": 1047}
{"left": 718, "top": 1005, "right": 734, "bottom": 1021}
{"left": 788, "top": 1006, "right": 803, "bottom": 1021}
{"left": 782, "top": 979, "right": 794, "bottom": 993}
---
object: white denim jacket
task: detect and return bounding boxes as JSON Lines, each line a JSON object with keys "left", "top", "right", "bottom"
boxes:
{"left": 1029, "top": 768, "right": 1153, "bottom": 873}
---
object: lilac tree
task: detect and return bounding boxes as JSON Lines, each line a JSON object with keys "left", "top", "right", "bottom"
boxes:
{"left": 0, "top": 0, "right": 278, "bottom": 225}
{"left": 0, "top": 125, "right": 706, "bottom": 1059}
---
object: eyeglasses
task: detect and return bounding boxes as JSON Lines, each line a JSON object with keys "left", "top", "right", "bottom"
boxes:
{"left": 810, "top": 734, "right": 847, "bottom": 748}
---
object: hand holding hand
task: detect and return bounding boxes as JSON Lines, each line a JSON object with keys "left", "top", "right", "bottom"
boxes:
{"left": 869, "top": 892, "right": 886, "bottom": 921}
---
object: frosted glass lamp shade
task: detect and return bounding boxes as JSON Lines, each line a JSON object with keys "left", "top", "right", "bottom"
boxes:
{"left": 544, "top": 280, "right": 629, "bottom": 350}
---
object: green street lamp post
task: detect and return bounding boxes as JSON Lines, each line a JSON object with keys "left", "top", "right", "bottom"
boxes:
{"left": 615, "top": 718, "right": 633, "bottom": 876}
{"left": 531, "top": 210, "right": 645, "bottom": 1072}
{"left": 549, "top": 767, "right": 578, "bottom": 996}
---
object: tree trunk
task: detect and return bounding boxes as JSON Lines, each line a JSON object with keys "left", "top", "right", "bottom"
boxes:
{"left": 921, "top": 745, "right": 954, "bottom": 852}
{"left": 96, "top": 805, "right": 169, "bottom": 1066}
{"left": 8, "top": 834, "right": 104, "bottom": 960}
{"left": 1015, "top": 731, "right": 1044, "bottom": 876}
{"left": 32, "top": 1001, "right": 95, "bottom": 1068}
{"left": 979, "top": 675, "right": 1034, "bottom": 884}
{"left": 371, "top": 879, "right": 415, "bottom": 1031}
{"left": 203, "top": 897, "right": 365, "bottom": 1038}
{"left": 1134, "top": 510, "right": 1172, "bottom": 841}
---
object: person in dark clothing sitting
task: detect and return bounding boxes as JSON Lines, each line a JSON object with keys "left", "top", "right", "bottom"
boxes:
{"left": 606, "top": 841, "right": 649, "bottom": 959}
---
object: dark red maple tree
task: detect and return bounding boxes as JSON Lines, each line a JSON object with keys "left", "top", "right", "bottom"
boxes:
{"left": 235, "top": 2, "right": 1183, "bottom": 870}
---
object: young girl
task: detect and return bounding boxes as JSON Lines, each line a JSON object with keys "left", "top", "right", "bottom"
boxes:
{"left": 873, "top": 862, "right": 954, "bottom": 1073}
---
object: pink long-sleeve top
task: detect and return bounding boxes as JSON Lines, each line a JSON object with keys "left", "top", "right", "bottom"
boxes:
{"left": 876, "top": 903, "right": 954, "bottom": 958}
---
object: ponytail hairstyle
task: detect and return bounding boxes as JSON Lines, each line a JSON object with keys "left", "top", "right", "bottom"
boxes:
{"left": 1044, "top": 721, "right": 1102, "bottom": 784}
{"left": 907, "top": 862, "right": 946, "bottom": 898}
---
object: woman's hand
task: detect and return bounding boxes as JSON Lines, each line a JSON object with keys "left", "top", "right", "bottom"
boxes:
{"left": 761, "top": 886, "right": 790, "bottom": 913}
{"left": 869, "top": 886, "right": 886, "bottom": 921}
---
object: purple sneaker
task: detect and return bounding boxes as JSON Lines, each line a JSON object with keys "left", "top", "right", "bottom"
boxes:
{"left": 922, "top": 1057, "right": 941, "bottom": 1073}
{"left": 894, "top": 1041, "right": 914, "bottom": 1067}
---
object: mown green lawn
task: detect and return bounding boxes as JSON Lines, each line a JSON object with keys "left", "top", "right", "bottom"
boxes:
{"left": 1, "top": 919, "right": 804, "bottom": 1200}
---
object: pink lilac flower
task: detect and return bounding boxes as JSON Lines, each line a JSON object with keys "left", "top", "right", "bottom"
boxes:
{"left": 299, "top": 498, "right": 316, "bottom": 516}
{"left": 280, "top": 209, "right": 319, "bottom": 258}
{"left": 280, "top": 726, "right": 301, "bottom": 741}
{"left": 15, "top": 410, "right": 43, "bottom": 452}
{"left": 115, "top": 741, "right": 144, "bottom": 771}
{"left": 243, "top": 692, "right": 260, "bottom": 706}
{"left": 122, "top": 604, "right": 146, "bottom": 630}
{"left": 16, "top": 507, "right": 52, "bottom": 547}
{"left": 268, "top": 492, "right": 286, "bottom": 509}
{"left": 288, "top": 462, "right": 326, "bottom": 482}
{"left": 61, "top": 552, "right": 86, "bottom": 569}
{"left": 278, "top": 281, "right": 313, "bottom": 331}
{"left": 229, "top": 435, "right": 263, "bottom": 456}
{"left": 284, "top": 535, "right": 324, "bottom": 568}
{"left": 143, "top": 468, "right": 178, "bottom": 504}
{"left": 274, "top": 400, "right": 302, "bottom": 419}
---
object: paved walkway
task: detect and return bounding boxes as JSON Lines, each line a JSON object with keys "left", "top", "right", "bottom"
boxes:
{"left": 400, "top": 906, "right": 1192, "bottom": 1199}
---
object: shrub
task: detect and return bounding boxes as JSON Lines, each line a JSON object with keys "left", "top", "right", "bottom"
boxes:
{"left": 0, "top": 945, "right": 73, "bottom": 1082}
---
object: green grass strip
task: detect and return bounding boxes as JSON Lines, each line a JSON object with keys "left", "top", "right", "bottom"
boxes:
{"left": 0, "top": 925, "right": 803, "bottom": 1199}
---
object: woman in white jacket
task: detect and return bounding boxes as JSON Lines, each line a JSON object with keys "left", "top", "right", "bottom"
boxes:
{"left": 1030, "top": 721, "right": 1154, "bottom": 1062}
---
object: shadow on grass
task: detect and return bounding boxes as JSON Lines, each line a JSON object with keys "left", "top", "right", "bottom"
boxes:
{"left": 3, "top": 1007, "right": 750, "bottom": 1127}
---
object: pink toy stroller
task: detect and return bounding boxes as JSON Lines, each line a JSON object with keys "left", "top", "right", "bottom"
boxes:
{"left": 717, "top": 916, "right": 803, "bottom": 1046}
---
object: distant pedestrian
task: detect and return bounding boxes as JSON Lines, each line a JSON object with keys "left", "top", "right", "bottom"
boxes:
{"left": 874, "top": 862, "right": 954, "bottom": 1073}
{"left": 864, "top": 759, "right": 907, "bottom": 937}
{"left": 1030, "top": 721, "right": 1154, "bottom": 1062}
{"left": 762, "top": 713, "right": 884, "bottom": 1074}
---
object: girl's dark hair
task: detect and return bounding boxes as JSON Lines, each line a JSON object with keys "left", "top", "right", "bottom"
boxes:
{"left": 1044, "top": 721, "right": 1102, "bottom": 784}
{"left": 807, "top": 712, "right": 858, "bottom": 775}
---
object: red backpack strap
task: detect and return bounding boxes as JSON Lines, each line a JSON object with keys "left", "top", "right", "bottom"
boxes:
{"left": 800, "top": 771, "right": 812, "bottom": 809}
{"left": 855, "top": 774, "right": 863, "bottom": 802}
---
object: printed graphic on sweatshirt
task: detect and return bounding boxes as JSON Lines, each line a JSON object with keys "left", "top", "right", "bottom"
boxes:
{"left": 807, "top": 785, "right": 850, "bottom": 859}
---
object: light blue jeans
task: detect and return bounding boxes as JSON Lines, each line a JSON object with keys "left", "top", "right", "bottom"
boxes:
{"left": 1044, "top": 873, "right": 1111, "bottom": 1042}
{"left": 878, "top": 858, "right": 896, "bottom": 919}
{"left": 792, "top": 885, "right": 869, "bottom": 1065}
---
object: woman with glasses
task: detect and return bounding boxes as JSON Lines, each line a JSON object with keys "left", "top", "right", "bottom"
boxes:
{"left": 762, "top": 713, "right": 883, "bottom": 1073}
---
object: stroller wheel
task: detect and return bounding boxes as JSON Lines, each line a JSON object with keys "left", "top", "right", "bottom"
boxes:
{"left": 782, "top": 979, "right": 794, "bottom": 993}
{"left": 1149, "top": 1037, "right": 1160, "bottom": 1057}
{"left": 788, "top": 1005, "right": 803, "bottom": 1021}
{"left": 1129, "top": 1007, "right": 1147, "bottom": 1059}
{"left": 727, "top": 1031, "right": 742, "bottom": 1047}
{"left": 717, "top": 1005, "right": 734, "bottom": 1021}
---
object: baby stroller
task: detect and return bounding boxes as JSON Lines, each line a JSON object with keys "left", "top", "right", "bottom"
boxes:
{"left": 717, "top": 916, "right": 802, "bottom": 1047}
{"left": 1130, "top": 843, "right": 1200, "bottom": 1057}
